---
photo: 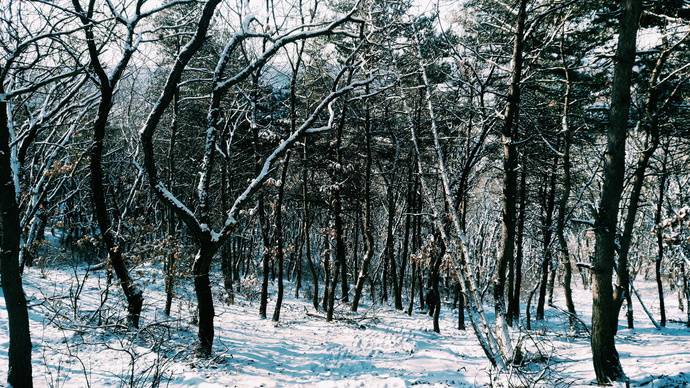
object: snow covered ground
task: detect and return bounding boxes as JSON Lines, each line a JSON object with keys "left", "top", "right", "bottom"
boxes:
{"left": 1, "top": 264, "right": 689, "bottom": 387}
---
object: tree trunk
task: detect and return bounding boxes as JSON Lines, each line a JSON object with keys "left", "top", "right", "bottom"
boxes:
{"left": 1, "top": 84, "right": 34, "bottom": 388}
{"left": 322, "top": 235, "right": 331, "bottom": 312}
{"left": 407, "top": 173, "right": 421, "bottom": 316}
{"left": 547, "top": 266, "right": 556, "bottom": 306}
{"left": 220, "top": 159, "right": 234, "bottom": 305}
{"left": 273, "top": 153, "right": 291, "bottom": 322}
{"left": 457, "top": 283, "right": 466, "bottom": 330}
{"left": 164, "top": 245, "right": 178, "bottom": 315}
{"left": 399, "top": 161, "right": 414, "bottom": 310}
{"left": 590, "top": 0, "right": 642, "bottom": 383}
{"left": 382, "top": 244, "right": 388, "bottom": 303}
{"left": 193, "top": 244, "right": 217, "bottom": 356}
{"left": 252, "top": 79, "right": 271, "bottom": 318}
{"left": 327, "top": 235, "right": 340, "bottom": 322}
{"left": 221, "top": 239, "right": 234, "bottom": 304}
{"left": 555, "top": 67, "right": 577, "bottom": 328}
{"left": 235, "top": 238, "right": 243, "bottom": 290}
{"left": 333, "top": 164, "right": 347, "bottom": 305}
{"left": 385, "top": 181, "right": 402, "bottom": 310}
{"left": 654, "top": 146, "right": 668, "bottom": 327}
{"left": 352, "top": 208, "right": 360, "bottom": 291}
{"left": 508, "top": 164, "right": 527, "bottom": 324}
{"left": 90, "top": 88, "right": 143, "bottom": 329}
{"left": 72, "top": 0, "right": 144, "bottom": 329}
{"left": 408, "top": 261, "right": 417, "bottom": 316}
{"left": 612, "top": 29, "right": 672, "bottom": 331}
{"left": 329, "top": 94, "right": 349, "bottom": 305}
{"left": 295, "top": 232, "right": 303, "bottom": 298}
{"left": 164, "top": 46, "right": 180, "bottom": 316}
{"left": 680, "top": 261, "right": 690, "bottom": 327}
{"left": 495, "top": 0, "right": 527, "bottom": 321}
{"left": 302, "top": 140, "right": 319, "bottom": 310}
{"left": 417, "top": 222, "right": 425, "bottom": 310}
{"left": 537, "top": 156, "right": 557, "bottom": 321}
{"left": 429, "top": 235, "right": 444, "bottom": 333}
{"left": 352, "top": 86, "right": 374, "bottom": 312}
{"left": 258, "top": 198, "right": 270, "bottom": 319}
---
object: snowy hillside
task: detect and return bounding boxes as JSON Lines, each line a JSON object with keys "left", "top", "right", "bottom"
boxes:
{"left": 2, "top": 265, "right": 689, "bottom": 387}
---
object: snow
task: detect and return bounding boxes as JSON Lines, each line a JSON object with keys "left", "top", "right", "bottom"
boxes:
{"left": 6, "top": 98, "right": 20, "bottom": 201}
{"left": 156, "top": 182, "right": 198, "bottom": 223}
{"left": 1, "top": 264, "right": 690, "bottom": 387}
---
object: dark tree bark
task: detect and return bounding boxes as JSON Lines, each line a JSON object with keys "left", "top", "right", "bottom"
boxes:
{"left": 87, "top": 63, "right": 144, "bottom": 331}
{"left": 1, "top": 83, "right": 34, "bottom": 388}
{"left": 432, "top": 275, "right": 441, "bottom": 333}
{"left": 553, "top": 47, "right": 577, "bottom": 327}
{"left": 273, "top": 152, "right": 291, "bottom": 322}
{"left": 495, "top": 0, "right": 527, "bottom": 321}
{"left": 164, "top": 84, "right": 180, "bottom": 315}
{"left": 547, "top": 264, "right": 556, "bottom": 307}
{"left": 236, "top": 238, "right": 244, "bottom": 290}
{"left": 555, "top": 79, "right": 577, "bottom": 328}
{"left": 72, "top": 0, "right": 144, "bottom": 328}
{"left": 322, "top": 235, "right": 331, "bottom": 312}
{"left": 590, "top": 0, "right": 642, "bottom": 383}
{"left": 382, "top": 234, "right": 388, "bottom": 303}
{"left": 303, "top": 140, "right": 319, "bottom": 310}
{"left": 654, "top": 145, "right": 668, "bottom": 327}
{"left": 142, "top": 0, "right": 225, "bottom": 352}
{"left": 457, "top": 284, "right": 466, "bottom": 330}
{"left": 221, "top": 239, "right": 234, "bottom": 303}
{"left": 258, "top": 203, "right": 271, "bottom": 319}
{"left": 295, "top": 231, "right": 303, "bottom": 298}
{"left": 258, "top": 198, "right": 271, "bottom": 317}
{"left": 384, "top": 174, "right": 402, "bottom": 310}
{"left": 220, "top": 164, "right": 235, "bottom": 305}
{"left": 352, "top": 206, "right": 360, "bottom": 291}
{"left": 252, "top": 72, "right": 272, "bottom": 320}
{"left": 537, "top": 151, "right": 558, "bottom": 321}
{"left": 508, "top": 163, "right": 527, "bottom": 324}
{"left": 331, "top": 98, "right": 349, "bottom": 305}
{"left": 399, "top": 161, "right": 414, "bottom": 309}
{"left": 327, "top": 233, "right": 340, "bottom": 321}
{"left": 407, "top": 170, "right": 421, "bottom": 316}
{"left": 612, "top": 32, "right": 676, "bottom": 331}
{"left": 680, "top": 261, "right": 690, "bottom": 327}
{"left": 408, "top": 261, "right": 417, "bottom": 316}
{"left": 351, "top": 86, "right": 374, "bottom": 312}
{"left": 429, "top": 227, "right": 445, "bottom": 333}
{"left": 427, "top": 269, "right": 441, "bottom": 331}
{"left": 193, "top": 244, "right": 218, "bottom": 356}
{"left": 416, "top": 192, "right": 425, "bottom": 310}
{"left": 328, "top": 188, "right": 345, "bottom": 319}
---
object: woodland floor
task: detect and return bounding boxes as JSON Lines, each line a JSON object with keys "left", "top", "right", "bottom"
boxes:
{"left": 1, "top": 262, "right": 690, "bottom": 387}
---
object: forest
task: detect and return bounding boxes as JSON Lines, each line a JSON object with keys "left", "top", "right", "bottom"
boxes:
{"left": 1, "top": 0, "right": 689, "bottom": 386}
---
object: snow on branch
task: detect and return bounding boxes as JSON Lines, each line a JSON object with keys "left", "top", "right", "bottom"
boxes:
{"left": 218, "top": 75, "right": 378, "bottom": 241}
{"left": 214, "top": 1, "right": 362, "bottom": 92}
{"left": 139, "top": 0, "right": 223, "bottom": 240}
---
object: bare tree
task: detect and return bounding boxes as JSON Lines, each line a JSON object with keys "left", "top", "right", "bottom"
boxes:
{"left": 139, "top": 0, "right": 373, "bottom": 354}
{"left": 70, "top": 0, "right": 195, "bottom": 328}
